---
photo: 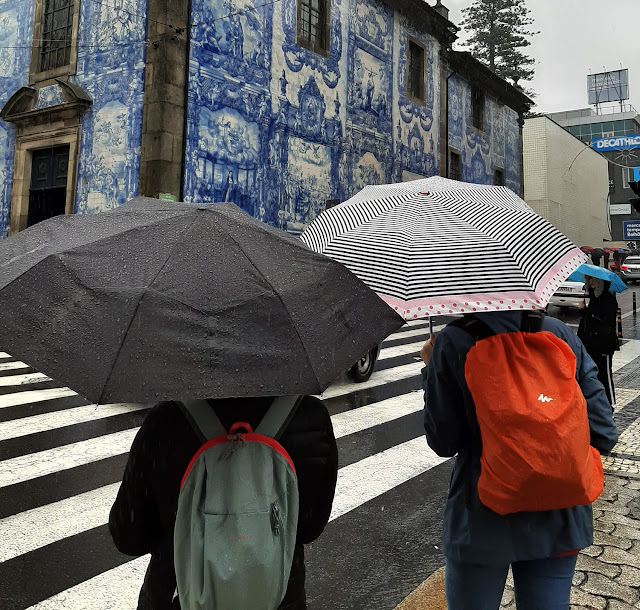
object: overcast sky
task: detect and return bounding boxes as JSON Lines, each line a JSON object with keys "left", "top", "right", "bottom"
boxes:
{"left": 441, "top": 0, "right": 640, "bottom": 114}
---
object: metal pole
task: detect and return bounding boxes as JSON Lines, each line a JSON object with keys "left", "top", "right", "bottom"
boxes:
{"left": 633, "top": 292, "right": 637, "bottom": 316}
{"left": 617, "top": 308, "right": 623, "bottom": 338}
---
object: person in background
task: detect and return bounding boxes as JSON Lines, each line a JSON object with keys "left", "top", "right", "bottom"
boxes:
{"left": 578, "top": 275, "right": 619, "bottom": 408}
{"left": 109, "top": 396, "right": 338, "bottom": 610}
{"left": 420, "top": 309, "right": 617, "bottom": 610}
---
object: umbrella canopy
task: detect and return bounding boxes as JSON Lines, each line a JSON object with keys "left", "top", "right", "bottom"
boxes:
{"left": 0, "top": 198, "right": 404, "bottom": 403}
{"left": 567, "top": 264, "right": 627, "bottom": 293}
{"left": 301, "top": 186, "right": 587, "bottom": 319}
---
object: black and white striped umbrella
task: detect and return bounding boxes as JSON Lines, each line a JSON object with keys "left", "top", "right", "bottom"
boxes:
{"left": 301, "top": 181, "right": 588, "bottom": 320}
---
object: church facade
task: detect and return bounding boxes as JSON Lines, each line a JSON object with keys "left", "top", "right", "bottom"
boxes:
{"left": 0, "top": 0, "right": 531, "bottom": 237}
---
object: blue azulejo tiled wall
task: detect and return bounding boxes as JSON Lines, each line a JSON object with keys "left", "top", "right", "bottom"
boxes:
{"left": 72, "top": 0, "right": 147, "bottom": 215}
{"left": 0, "top": 0, "right": 147, "bottom": 236}
{"left": 448, "top": 73, "right": 521, "bottom": 193}
{"left": 0, "top": 0, "right": 33, "bottom": 237}
{"left": 184, "top": 0, "right": 522, "bottom": 234}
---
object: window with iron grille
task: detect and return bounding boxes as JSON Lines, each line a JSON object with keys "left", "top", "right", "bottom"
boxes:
{"left": 40, "top": 0, "right": 75, "bottom": 72}
{"left": 449, "top": 151, "right": 461, "bottom": 181}
{"left": 494, "top": 167, "right": 504, "bottom": 186}
{"left": 406, "top": 39, "right": 425, "bottom": 103}
{"left": 471, "top": 87, "right": 485, "bottom": 131}
{"left": 297, "top": 0, "right": 329, "bottom": 55}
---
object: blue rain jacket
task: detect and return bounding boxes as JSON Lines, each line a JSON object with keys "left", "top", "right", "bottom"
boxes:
{"left": 423, "top": 310, "right": 618, "bottom": 564}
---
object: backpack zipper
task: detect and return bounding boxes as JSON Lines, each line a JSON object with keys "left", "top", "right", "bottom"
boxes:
{"left": 270, "top": 503, "right": 281, "bottom": 535}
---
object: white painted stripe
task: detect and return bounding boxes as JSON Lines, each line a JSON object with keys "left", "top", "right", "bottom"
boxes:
{"left": 0, "top": 352, "right": 10, "bottom": 358}
{"left": 613, "top": 339, "right": 640, "bottom": 373}
{"left": 0, "top": 387, "right": 79, "bottom": 410}
{"left": 329, "top": 437, "right": 448, "bottom": 521}
{"left": 26, "top": 555, "right": 151, "bottom": 610}
{"left": 0, "top": 372, "right": 51, "bottom": 386}
{"left": 378, "top": 339, "right": 424, "bottom": 361}
{"left": 0, "top": 483, "right": 120, "bottom": 562}
{"left": 331, "top": 391, "right": 423, "bottom": 439}
{"left": 0, "top": 391, "right": 423, "bottom": 488}
{"left": 1, "top": 435, "right": 446, "bottom": 565}
{"left": 0, "top": 428, "right": 139, "bottom": 488}
{"left": 320, "top": 361, "right": 423, "bottom": 400}
{"left": 25, "top": 437, "right": 447, "bottom": 609}
{"left": 0, "top": 403, "right": 148, "bottom": 441}
{"left": 0, "top": 361, "right": 29, "bottom": 372}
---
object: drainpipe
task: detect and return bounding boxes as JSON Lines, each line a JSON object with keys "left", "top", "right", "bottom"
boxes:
{"left": 179, "top": 0, "right": 193, "bottom": 201}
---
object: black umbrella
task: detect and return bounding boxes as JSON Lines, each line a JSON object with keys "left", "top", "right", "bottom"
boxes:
{"left": 0, "top": 198, "right": 404, "bottom": 403}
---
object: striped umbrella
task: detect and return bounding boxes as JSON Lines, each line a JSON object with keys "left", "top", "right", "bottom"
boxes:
{"left": 301, "top": 184, "right": 588, "bottom": 320}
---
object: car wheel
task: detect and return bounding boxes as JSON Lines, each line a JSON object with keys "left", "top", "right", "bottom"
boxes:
{"left": 347, "top": 347, "right": 378, "bottom": 382}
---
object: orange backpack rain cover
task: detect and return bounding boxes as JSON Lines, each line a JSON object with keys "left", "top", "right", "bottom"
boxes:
{"left": 465, "top": 331, "right": 604, "bottom": 515}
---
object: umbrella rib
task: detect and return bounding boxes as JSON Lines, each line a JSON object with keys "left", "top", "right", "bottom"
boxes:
{"left": 96, "top": 215, "right": 201, "bottom": 405}
{"left": 209, "top": 214, "right": 323, "bottom": 392}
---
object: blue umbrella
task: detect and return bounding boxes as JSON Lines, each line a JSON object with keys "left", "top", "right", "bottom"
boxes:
{"left": 567, "top": 264, "right": 627, "bottom": 293}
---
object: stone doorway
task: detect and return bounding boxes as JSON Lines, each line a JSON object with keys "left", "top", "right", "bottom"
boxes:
{"left": 27, "top": 145, "right": 70, "bottom": 227}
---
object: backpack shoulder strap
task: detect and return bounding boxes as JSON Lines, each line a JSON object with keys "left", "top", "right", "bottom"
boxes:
{"left": 449, "top": 315, "right": 495, "bottom": 342}
{"left": 521, "top": 310, "right": 544, "bottom": 333}
{"left": 255, "top": 395, "right": 303, "bottom": 440}
{"left": 179, "top": 400, "right": 227, "bottom": 443}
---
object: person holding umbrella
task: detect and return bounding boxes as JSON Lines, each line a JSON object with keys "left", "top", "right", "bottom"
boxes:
{"left": 577, "top": 271, "right": 621, "bottom": 408}
{"left": 420, "top": 309, "right": 617, "bottom": 609}
{"left": 0, "top": 198, "right": 405, "bottom": 610}
{"left": 109, "top": 395, "right": 339, "bottom": 610}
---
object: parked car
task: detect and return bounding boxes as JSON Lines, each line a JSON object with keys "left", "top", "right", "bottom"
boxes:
{"left": 347, "top": 344, "right": 381, "bottom": 382}
{"left": 620, "top": 256, "right": 640, "bottom": 283}
{"left": 548, "top": 280, "right": 589, "bottom": 310}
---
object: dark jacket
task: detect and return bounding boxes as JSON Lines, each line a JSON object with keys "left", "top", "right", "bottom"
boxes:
{"left": 577, "top": 282, "right": 619, "bottom": 356}
{"left": 423, "top": 311, "right": 618, "bottom": 565}
{"left": 109, "top": 396, "right": 338, "bottom": 610}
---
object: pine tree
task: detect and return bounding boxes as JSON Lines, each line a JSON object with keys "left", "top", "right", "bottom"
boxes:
{"left": 459, "top": 0, "right": 538, "bottom": 96}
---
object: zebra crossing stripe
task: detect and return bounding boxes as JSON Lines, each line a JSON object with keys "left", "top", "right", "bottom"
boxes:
{"left": 0, "top": 387, "right": 79, "bottom": 410}
{"left": 378, "top": 339, "right": 427, "bottom": 361}
{"left": 0, "top": 372, "right": 51, "bottom": 386}
{"left": 0, "top": 429, "right": 139, "bottom": 488}
{"left": 329, "top": 437, "right": 448, "bottom": 521}
{"left": 25, "top": 555, "right": 151, "bottom": 610}
{"left": 0, "top": 407, "right": 438, "bottom": 564}
{"left": 331, "top": 392, "right": 423, "bottom": 438}
{"left": 0, "top": 403, "right": 148, "bottom": 441}
{"left": 19, "top": 438, "right": 448, "bottom": 608}
{"left": 0, "top": 391, "right": 424, "bottom": 490}
{"left": 0, "top": 483, "right": 120, "bottom": 562}
{"left": 612, "top": 339, "right": 640, "bottom": 373}
{"left": 0, "top": 361, "right": 29, "bottom": 372}
{"left": 321, "top": 361, "right": 424, "bottom": 399}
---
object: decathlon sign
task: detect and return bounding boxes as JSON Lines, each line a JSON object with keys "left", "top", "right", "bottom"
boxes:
{"left": 592, "top": 135, "right": 640, "bottom": 151}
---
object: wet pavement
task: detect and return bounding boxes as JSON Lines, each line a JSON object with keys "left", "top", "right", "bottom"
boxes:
{"left": 397, "top": 282, "right": 640, "bottom": 609}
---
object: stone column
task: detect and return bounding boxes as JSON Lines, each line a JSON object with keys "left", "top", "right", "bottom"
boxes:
{"left": 138, "top": 0, "right": 189, "bottom": 200}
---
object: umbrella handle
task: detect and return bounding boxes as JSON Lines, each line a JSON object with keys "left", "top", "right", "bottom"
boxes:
{"left": 429, "top": 316, "right": 433, "bottom": 337}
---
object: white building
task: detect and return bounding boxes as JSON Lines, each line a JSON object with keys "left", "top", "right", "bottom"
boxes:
{"left": 523, "top": 115, "right": 610, "bottom": 247}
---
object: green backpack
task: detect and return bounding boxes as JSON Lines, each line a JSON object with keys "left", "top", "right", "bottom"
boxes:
{"left": 174, "top": 397, "right": 301, "bottom": 610}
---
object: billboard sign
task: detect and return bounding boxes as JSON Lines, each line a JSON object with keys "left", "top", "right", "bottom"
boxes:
{"left": 592, "top": 135, "right": 640, "bottom": 151}
{"left": 623, "top": 221, "right": 640, "bottom": 240}
{"left": 634, "top": 167, "right": 640, "bottom": 182}
{"left": 610, "top": 204, "right": 632, "bottom": 215}
{"left": 588, "top": 69, "right": 629, "bottom": 104}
